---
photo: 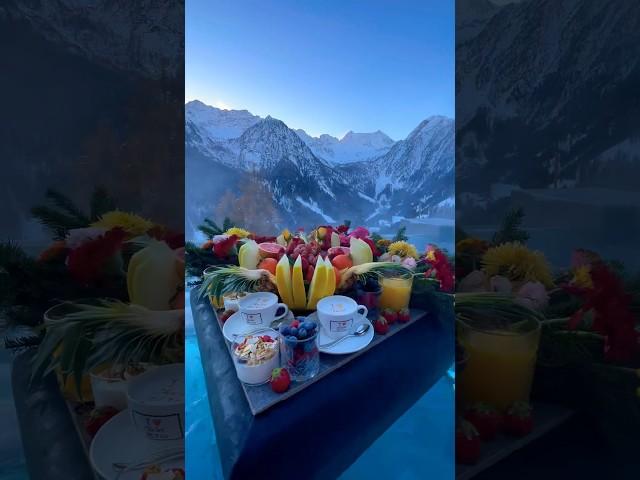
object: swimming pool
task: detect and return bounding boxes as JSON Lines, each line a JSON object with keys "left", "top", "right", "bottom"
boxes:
{"left": 185, "top": 299, "right": 454, "bottom": 479}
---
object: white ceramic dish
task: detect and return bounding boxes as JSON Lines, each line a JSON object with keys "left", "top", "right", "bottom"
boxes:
{"left": 309, "top": 312, "right": 374, "bottom": 355}
{"left": 232, "top": 331, "right": 281, "bottom": 385}
{"left": 89, "top": 410, "right": 184, "bottom": 480}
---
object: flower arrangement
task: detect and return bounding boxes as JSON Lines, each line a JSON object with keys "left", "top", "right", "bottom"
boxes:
{"left": 0, "top": 188, "right": 185, "bottom": 399}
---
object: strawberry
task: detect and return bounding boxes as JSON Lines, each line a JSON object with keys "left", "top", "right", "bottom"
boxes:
{"left": 219, "top": 309, "right": 234, "bottom": 324}
{"left": 374, "top": 316, "right": 389, "bottom": 335}
{"left": 84, "top": 406, "right": 119, "bottom": 438}
{"left": 456, "top": 418, "right": 481, "bottom": 465}
{"left": 464, "top": 403, "right": 502, "bottom": 441}
{"left": 260, "top": 335, "right": 274, "bottom": 342}
{"left": 270, "top": 367, "right": 291, "bottom": 393}
{"left": 381, "top": 308, "right": 398, "bottom": 324}
{"left": 503, "top": 401, "right": 533, "bottom": 437}
{"left": 398, "top": 308, "right": 411, "bottom": 323}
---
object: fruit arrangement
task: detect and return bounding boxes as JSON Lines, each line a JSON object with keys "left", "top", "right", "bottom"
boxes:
{"left": 200, "top": 224, "right": 413, "bottom": 312}
{"left": 279, "top": 318, "right": 320, "bottom": 381}
{"left": 456, "top": 401, "right": 535, "bottom": 465}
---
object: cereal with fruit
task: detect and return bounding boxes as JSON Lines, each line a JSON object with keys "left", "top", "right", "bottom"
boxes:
{"left": 232, "top": 332, "right": 280, "bottom": 385}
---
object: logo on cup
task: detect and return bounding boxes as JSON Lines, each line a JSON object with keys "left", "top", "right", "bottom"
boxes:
{"left": 242, "top": 312, "right": 263, "bottom": 325}
{"left": 133, "top": 411, "right": 184, "bottom": 440}
{"left": 330, "top": 318, "right": 353, "bottom": 333}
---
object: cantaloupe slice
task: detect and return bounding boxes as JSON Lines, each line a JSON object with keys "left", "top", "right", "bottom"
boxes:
{"left": 306, "top": 257, "right": 328, "bottom": 310}
{"left": 291, "top": 255, "right": 307, "bottom": 310}
{"left": 276, "top": 255, "right": 294, "bottom": 307}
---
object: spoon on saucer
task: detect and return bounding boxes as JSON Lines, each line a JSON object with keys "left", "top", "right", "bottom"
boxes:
{"left": 319, "top": 323, "right": 370, "bottom": 350}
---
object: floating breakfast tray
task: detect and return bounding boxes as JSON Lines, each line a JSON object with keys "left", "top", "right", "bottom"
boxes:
{"left": 214, "top": 305, "right": 427, "bottom": 415}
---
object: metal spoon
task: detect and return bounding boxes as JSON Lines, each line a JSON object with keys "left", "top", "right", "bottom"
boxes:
{"left": 319, "top": 323, "right": 370, "bottom": 350}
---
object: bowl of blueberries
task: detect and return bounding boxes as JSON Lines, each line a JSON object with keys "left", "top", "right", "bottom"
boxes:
{"left": 279, "top": 317, "right": 320, "bottom": 382}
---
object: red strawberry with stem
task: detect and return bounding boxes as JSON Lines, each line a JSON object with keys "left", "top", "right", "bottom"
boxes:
{"left": 398, "top": 308, "right": 411, "bottom": 323}
{"left": 381, "top": 308, "right": 398, "bottom": 324}
{"left": 503, "top": 401, "right": 533, "bottom": 437}
{"left": 374, "top": 316, "right": 389, "bottom": 335}
{"left": 464, "top": 403, "right": 502, "bottom": 441}
{"left": 270, "top": 368, "right": 291, "bottom": 393}
{"left": 456, "top": 418, "right": 481, "bottom": 465}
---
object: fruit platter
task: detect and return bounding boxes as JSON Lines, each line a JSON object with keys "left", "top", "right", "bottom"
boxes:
{"left": 187, "top": 220, "right": 454, "bottom": 414}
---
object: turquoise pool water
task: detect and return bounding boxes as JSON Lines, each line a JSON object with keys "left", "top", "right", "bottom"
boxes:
{"left": 185, "top": 300, "right": 454, "bottom": 479}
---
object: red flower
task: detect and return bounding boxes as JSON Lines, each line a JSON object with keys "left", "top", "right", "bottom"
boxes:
{"left": 425, "top": 245, "right": 454, "bottom": 293}
{"left": 336, "top": 225, "right": 350, "bottom": 234}
{"left": 212, "top": 235, "right": 239, "bottom": 258}
{"left": 67, "top": 228, "right": 126, "bottom": 284}
{"left": 38, "top": 240, "right": 68, "bottom": 263}
{"left": 349, "top": 227, "right": 370, "bottom": 239}
{"left": 249, "top": 235, "right": 277, "bottom": 244}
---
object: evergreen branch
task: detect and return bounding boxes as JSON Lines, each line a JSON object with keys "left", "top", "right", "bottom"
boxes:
{"left": 45, "top": 189, "right": 90, "bottom": 225}
{"left": 492, "top": 207, "right": 529, "bottom": 245}
{"left": 30, "top": 206, "right": 87, "bottom": 240}
{"left": 393, "top": 226, "right": 408, "bottom": 242}
{"left": 90, "top": 187, "right": 117, "bottom": 221}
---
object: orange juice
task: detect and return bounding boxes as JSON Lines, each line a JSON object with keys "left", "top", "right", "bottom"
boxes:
{"left": 379, "top": 276, "right": 413, "bottom": 311}
{"left": 458, "top": 322, "right": 540, "bottom": 412}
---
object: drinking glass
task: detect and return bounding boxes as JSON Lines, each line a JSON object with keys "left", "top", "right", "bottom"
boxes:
{"left": 378, "top": 271, "right": 413, "bottom": 311}
{"left": 457, "top": 316, "right": 541, "bottom": 412}
{"left": 279, "top": 320, "right": 320, "bottom": 382}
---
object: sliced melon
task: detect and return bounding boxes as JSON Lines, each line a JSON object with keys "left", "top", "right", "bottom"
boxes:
{"left": 128, "top": 241, "right": 180, "bottom": 310}
{"left": 350, "top": 237, "right": 373, "bottom": 266}
{"left": 238, "top": 240, "right": 260, "bottom": 269}
{"left": 276, "top": 255, "right": 294, "bottom": 307}
{"left": 291, "top": 255, "right": 307, "bottom": 310}
{"left": 306, "top": 257, "right": 328, "bottom": 310}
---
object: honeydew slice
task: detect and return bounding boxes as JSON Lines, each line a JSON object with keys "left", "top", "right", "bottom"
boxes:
{"left": 238, "top": 240, "right": 260, "bottom": 269}
{"left": 350, "top": 237, "right": 373, "bottom": 266}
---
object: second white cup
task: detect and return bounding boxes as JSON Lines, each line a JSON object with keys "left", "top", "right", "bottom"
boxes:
{"left": 317, "top": 295, "right": 368, "bottom": 339}
{"left": 237, "top": 292, "right": 289, "bottom": 327}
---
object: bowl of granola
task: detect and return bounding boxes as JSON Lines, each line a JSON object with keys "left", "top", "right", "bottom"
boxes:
{"left": 232, "top": 330, "right": 280, "bottom": 385}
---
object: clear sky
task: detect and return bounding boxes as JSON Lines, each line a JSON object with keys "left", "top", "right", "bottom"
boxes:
{"left": 186, "top": 0, "right": 454, "bottom": 140}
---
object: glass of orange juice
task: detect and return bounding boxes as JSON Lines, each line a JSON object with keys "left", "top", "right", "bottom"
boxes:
{"left": 457, "top": 315, "right": 541, "bottom": 412}
{"left": 378, "top": 271, "right": 414, "bottom": 311}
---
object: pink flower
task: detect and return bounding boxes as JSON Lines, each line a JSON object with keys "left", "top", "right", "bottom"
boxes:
{"left": 349, "top": 227, "right": 370, "bottom": 239}
{"left": 401, "top": 257, "right": 417, "bottom": 270}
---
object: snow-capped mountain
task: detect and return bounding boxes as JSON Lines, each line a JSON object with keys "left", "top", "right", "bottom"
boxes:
{"left": 295, "top": 129, "right": 395, "bottom": 164}
{"left": 1, "top": 0, "right": 182, "bottom": 79}
{"left": 456, "top": 0, "right": 640, "bottom": 217}
{"left": 186, "top": 100, "right": 453, "bottom": 234}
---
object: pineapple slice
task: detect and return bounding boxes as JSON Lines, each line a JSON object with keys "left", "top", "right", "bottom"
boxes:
{"left": 306, "top": 257, "right": 328, "bottom": 310}
{"left": 323, "top": 256, "right": 336, "bottom": 297}
{"left": 291, "top": 255, "right": 307, "bottom": 310}
{"left": 276, "top": 255, "right": 294, "bottom": 307}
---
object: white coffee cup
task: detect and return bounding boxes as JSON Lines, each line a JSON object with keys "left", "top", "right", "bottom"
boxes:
{"left": 237, "top": 292, "right": 289, "bottom": 327}
{"left": 127, "top": 363, "right": 185, "bottom": 447}
{"left": 317, "top": 295, "right": 368, "bottom": 339}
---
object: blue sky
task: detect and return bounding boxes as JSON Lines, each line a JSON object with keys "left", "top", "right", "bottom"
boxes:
{"left": 186, "top": 0, "right": 454, "bottom": 140}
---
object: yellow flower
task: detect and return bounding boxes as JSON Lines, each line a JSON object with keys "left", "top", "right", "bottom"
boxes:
{"left": 482, "top": 242, "right": 554, "bottom": 288}
{"left": 225, "top": 227, "right": 251, "bottom": 238}
{"left": 91, "top": 211, "right": 154, "bottom": 236}
{"left": 281, "top": 229, "right": 292, "bottom": 241}
{"left": 572, "top": 266, "right": 593, "bottom": 289}
{"left": 377, "top": 239, "right": 391, "bottom": 248}
{"left": 387, "top": 241, "right": 419, "bottom": 259}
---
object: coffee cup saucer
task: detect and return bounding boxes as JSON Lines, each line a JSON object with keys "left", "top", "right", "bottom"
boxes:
{"left": 89, "top": 410, "right": 184, "bottom": 480}
{"left": 222, "top": 310, "right": 294, "bottom": 342}
{"left": 308, "top": 312, "right": 374, "bottom": 355}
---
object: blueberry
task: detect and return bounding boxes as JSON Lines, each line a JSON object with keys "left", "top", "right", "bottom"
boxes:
{"left": 301, "top": 321, "right": 315, "bottom": 331}
{"left": 289, "top": 327, "right": 299, "bottom": 337}
{"left": 285, "top": 335, "right": 298, "bottom": 347}
{"left": 303, "top": 341, "right": 316, "bottom": 353}
{"left": 280, "top": 326, "right": 291, "bottom": 336}
{"left": 298, "top": 327, "right": 308, "bottom": 339}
